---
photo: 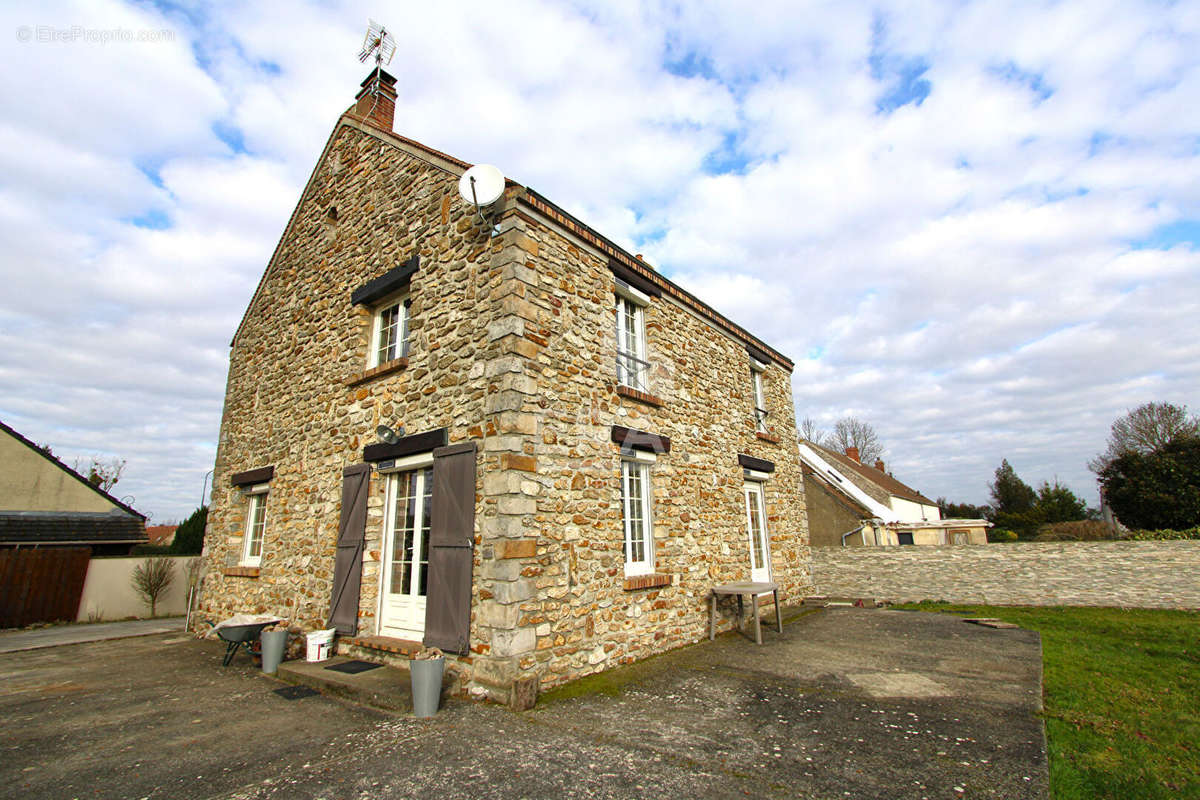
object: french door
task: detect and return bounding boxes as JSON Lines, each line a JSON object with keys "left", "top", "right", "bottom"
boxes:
{"left": 744, "top": 482, "right": 771, "bottom": 582}
{"left": 379, "top": 466, "right": 433, "bottom": 639}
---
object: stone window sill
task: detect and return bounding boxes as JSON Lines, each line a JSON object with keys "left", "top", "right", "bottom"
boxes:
{"left": 223, "top": 566, "right": 260, "bottom": 578}
{"left": 346, "top": 357, "right": 409, "bottom": 387}
{"left": 624, "top": 573, "right": 672, "bottom": 591}
{"left": 756, "top": 431, "right": 781, "bottom": 444}
{"left": 617, "top": 385, "right": 663, "bottom": 407}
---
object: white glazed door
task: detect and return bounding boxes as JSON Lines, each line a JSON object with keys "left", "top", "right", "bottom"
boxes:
{"left": 379, "top": 467, "right": 433, "bottom": 639}
{"left": 745, "top": 482, "right": 771, "bottom": 583}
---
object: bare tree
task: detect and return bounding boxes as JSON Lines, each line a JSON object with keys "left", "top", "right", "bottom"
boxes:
{"left": 1090, "top": 402, "right": 1200, "bottom": 472}
{"left": 74, "top": 456, "right": 126, "bottom": 493}
{"left": 131, "top": 557, "right": 175, "bottom": 617}
{"left": 829, "top": 417, "right": 885, "bottom": 463}
{"left": 799, "top": 417, "right": 829, "bottom": 446}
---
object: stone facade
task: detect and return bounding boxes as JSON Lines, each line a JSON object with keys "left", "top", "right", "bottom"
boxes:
{"left": 812, "top": 540, "right": 1200, "bottom": 609}
{"left": 199, "top": 97, "right": 812, "bottom": 702}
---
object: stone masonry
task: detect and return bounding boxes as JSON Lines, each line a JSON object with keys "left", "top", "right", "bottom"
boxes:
{"left": 812, "top": 540, "right": 1200, "bottom": 609}
{"left": 199, "top": 92, "right": 812, "bottom": 703}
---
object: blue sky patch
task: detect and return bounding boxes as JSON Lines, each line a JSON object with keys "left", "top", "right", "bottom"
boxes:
{"left": 990, "top": 62, "right": 1053, "bottom": 102}
{"left": 664, "top": 48, "right": 718, "bottom": 81}
{"left": 213, "top": 120, "right": 246, "bottom": 154}
{"left": 126, "top": 209, "right": 171, "bottom": 230}
{"left": 1132, "top": 219, "right": 1200, "bottom": 250}
{"left": 870, "top": 16, "right": 932, "bottom": 112}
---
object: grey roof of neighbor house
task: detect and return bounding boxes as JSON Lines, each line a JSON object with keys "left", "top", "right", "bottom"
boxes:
{"left": 806, "top": 442, "right": 938, "bottom": 507}
{"left": 0, "top": 510, "right": 148, "bottom": 546}
{"left": 0, "top": 419, "right": 146, "bottom": 521}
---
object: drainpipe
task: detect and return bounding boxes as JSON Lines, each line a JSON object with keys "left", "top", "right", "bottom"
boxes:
{"left": 840, "top": 519, "right": 884, "bottom": 547}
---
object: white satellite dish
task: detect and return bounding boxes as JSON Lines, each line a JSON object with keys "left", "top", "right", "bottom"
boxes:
{"left": 458, "top": 164, "right": 505, "bottom": 208}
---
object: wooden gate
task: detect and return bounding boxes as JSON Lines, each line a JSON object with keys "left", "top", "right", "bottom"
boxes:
{"left": 0, "top": 548, "right": 91, "bottom": 628}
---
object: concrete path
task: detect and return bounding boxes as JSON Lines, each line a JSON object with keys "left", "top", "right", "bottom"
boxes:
{"left": 0, "top": 616, "right": 184, "bottom": 653}
{"left": 0, "top": 608, "right": 1048, "bottom": 800}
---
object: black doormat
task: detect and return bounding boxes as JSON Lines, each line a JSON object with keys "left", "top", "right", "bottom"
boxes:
{"left": 273, "top": 685, "right": 320, "bottom": 700}
{"left": 325, "top": 659, "right": 383, "bottom": 674}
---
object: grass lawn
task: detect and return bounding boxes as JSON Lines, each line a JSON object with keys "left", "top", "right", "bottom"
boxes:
{"left": 895, "top": 604, "right": 1199, "bottom": 799}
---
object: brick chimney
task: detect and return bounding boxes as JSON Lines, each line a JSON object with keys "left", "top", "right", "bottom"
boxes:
{"left": 845, "top": 446, "right": 860, "bottom": 463}
{"left": 875, "top": 459, "right": 885, "bottom": 472}
{"left": 353, "top": 68, "right": 397, "bottom": 132}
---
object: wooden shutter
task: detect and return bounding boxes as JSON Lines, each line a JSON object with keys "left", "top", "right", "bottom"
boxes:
{"left": 424, "top": 441, "right": 477, "bottom": 654}
{"left": 328, "top": 463, "right": 371, "bottom": 636}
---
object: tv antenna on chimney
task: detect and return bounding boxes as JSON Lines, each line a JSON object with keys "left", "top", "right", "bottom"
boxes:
{"left": 358, "top": 20, "right": 396, "bottom": 67}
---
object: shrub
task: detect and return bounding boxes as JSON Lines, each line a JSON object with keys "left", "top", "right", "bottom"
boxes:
{"left": 1122, "top": 527, "right": 1200, "bottom": 541}
{"left": 131, "top": 557, "right": 175, "bottom": 617}
{"left": 1035, "top": 520, "right": 1115, "bottom": 541}
{"left": 988, "top": 529, "right": 1018, "bottom": 542}
{"left": 171, "top": 505, "right": 207, "bottom": 554}
{"left": 130, "top": 543, "right": 173, "bottom": 555}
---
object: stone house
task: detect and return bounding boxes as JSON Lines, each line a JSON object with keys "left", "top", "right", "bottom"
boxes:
{"left": 800, "top": 441, "right": 989, "bottom": 546}
{"left": 197, "top": 69, "right": 812, "bottom": 705}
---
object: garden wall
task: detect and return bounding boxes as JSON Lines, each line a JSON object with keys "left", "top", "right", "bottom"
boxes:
{"left": 77, "top": 556, "right": 200, "bottom": 621}
{"left": 811, "top": 541, "right": 1200, "bottom": 609}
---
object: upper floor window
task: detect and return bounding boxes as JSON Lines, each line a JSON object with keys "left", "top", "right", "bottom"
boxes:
{"left": 371, "top": 293, "right": 410, "bottom": 367}
{"left": 750, "top": 359, "right": 768, "bottom": 433}
{"left": 615, "top": 282, "right": 650, "bottom": 392}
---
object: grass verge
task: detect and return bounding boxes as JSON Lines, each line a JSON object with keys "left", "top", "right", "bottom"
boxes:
{"left": 894, "top": 604, "right": 1199, "bottom": 799}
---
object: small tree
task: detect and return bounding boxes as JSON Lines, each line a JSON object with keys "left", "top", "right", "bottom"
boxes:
{"left": 1090, "top": 402, "right": 1200, "bottom": 472}
{"left": 799, "top": 417, "right": 828, "bottom": 446}
{"left": 171, "top": 505, "right": 207, "bottom": 555}
{"left": 1098, "top": 437, "right": 1200, "bottom": 530}
{"left": 829, "top": 417, "right": 884, "bottom": 463}
{"left": 936, "top": 497, "right": 990, "bottom": 519}
{"left": 74, "top": 456, "right": 125, "bottom": 493}
{"left": 1034, "top": 480, "right": 1089, "bottom": 524}
{"left": 131, "top": 557, "right": 175, "bottom": 617}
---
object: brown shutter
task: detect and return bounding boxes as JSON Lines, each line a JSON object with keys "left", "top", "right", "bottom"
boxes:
{"left": 423, "top": 441, "right": 477, "bottom": 654}
{"left": 328, "top": 463, "right": 371, "bottom": 636}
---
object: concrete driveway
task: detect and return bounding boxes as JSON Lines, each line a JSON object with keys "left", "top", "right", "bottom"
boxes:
{"left": 0, "top": 608, "right": 1047, "bottom": 800}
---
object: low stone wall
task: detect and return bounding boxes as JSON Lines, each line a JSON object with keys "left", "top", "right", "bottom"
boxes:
{"left": 811, "top": 541, "right": 1200, "bottom": 609}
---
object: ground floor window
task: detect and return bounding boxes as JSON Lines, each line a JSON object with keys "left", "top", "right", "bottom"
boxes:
{"left": 897, "top": 531, "right": 914, "bottom": 545}
{"left": 241, "top": 491, "right": 267, "bottom": 566}
{"left": 621, "top": 457, "right": 654, "bottom": 575}
{"left": 744, "top": 481, "right": 771, "bottom": 582}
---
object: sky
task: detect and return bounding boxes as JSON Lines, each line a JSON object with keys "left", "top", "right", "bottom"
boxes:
{"left": 1, "top": 0, "right": 1197, "bottom": 522}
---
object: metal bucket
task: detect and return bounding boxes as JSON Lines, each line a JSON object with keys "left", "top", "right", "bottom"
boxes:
{"left": 410, "top": 657, "right": 444, "bottom": 717}
{"left": 260, "top": 630, "right": 288, "bottom": 674}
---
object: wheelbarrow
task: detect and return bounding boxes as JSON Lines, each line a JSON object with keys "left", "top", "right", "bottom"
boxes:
{"left": 205, "top": 615, "right": 284, "bottom": 666}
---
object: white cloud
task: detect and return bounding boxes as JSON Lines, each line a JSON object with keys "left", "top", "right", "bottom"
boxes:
{"left": 1, "top": 0, "right": 1198, "bottom": 520}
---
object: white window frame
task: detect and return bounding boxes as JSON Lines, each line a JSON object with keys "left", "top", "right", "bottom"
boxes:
{"left": 620, "top": 450, "right": 656, "bottom": 576}
{"left": 369, "top": 291, "right": 410, "bottom": 368}
{"left": 615, "top": 284, "right": 650, "bottom": 392}
{"left": 744, "top": 478, "right": 771, "bottom": 582}
{"left": 240, "top": 484, "right": 269, "bottom": 567}
{"left": 751, "top": 360, "right": 768, "bottom": 433}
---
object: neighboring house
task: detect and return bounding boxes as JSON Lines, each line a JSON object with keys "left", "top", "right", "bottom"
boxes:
{"left": 0, "top": 420, "right": 147, "bottom": 555}
{"left": 799, "top": 441, "right": 990, "bottom": 547}
{"left": 145, "top": 525, "right": 178, "bottom": 547}
{"left": 197, "top": 68, "right": 812, "bottom": 705}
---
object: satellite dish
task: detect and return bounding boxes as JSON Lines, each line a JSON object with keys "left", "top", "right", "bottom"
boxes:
{"left": 458, "top": 165, "right": 505, "bottom": 208}
{"left": 358, "top": 19, "right": 396, "bottom": 66}
{"left": 376, "top": 424, "right": 403, "bottom": 444}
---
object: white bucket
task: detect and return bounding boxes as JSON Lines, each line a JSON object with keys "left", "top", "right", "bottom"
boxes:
{"left": 306, "top": 628, "right": 336, "bottom": 662}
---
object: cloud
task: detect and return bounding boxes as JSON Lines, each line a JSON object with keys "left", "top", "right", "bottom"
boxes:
{"left": 1, "top": 0, "right": 1198, "bottom": 521}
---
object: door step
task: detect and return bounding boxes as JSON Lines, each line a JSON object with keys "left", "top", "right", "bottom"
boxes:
{"left": 276, "top": 656, "right": 415, "bottom": 712}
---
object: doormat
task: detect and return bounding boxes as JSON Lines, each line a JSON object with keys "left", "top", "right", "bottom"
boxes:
{"left": 325, "top": 659, "right": 383, "bottom": 674}
{"left": 273, "top": 686, "right": 320, "bottom": 700}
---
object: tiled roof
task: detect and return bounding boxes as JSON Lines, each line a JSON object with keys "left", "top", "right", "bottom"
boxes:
{"left": 145, "top": 525, "right": 178, "bottom": 545}
{"left": 0, "top": 511, "right": 148, "bottom": 545}
{"left": 808, "top": 443, "right": 937, "bottom": 506}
